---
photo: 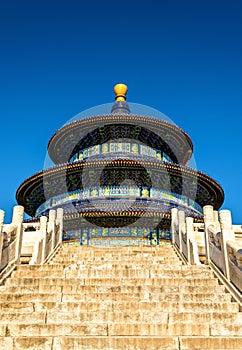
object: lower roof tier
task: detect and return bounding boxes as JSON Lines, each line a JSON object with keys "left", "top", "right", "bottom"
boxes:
{"left": 16, "top": 159, "right": 224, "bottom": 217}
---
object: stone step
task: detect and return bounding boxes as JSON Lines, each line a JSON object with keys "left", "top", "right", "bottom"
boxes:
{"left": 52, "top": 259, "right": 184, "bottom": 268}
{"left": 58, "top": 280, "right": 227, "bottom": 295}
{"left": 179, "top": 337, "right": 242, "bottom": 349}
{"left": 16, "top": 265, "right": 65, "bottom": 271}
{"left": 0, "top": 312, "right": 46, "bottom": 325}
{"left": 11, "top": 268, "right": 214, "bottom": 279}
{"left": 60, "top": 265, "right": 210, "bottom": 272}
{"left": 11, "top": 310, "right": 242, "bottom": 325}
{"left": 55, "top": 249, "right": 177, "bottom": 256}
{"left": 53, "top": 252, "right": 179, "bottom": 261}
{"left": 53, "top": 254, "right": 179, "bottom": 260}
{"left": 0, "top": 323, "right": 206, "bottom": 337}
{"left": 60, "top": 246, "right": 173, "bottom": 253}
{"left": 16, "top": 261, "right": 195, "bottom": 268}
{"left": 57, "top": 249, "right": 176, "bottom": 253}
{"left": 61, "top": 283, "right": 226, "bottom": 295}
{"left": 54, "top": 256, "right": 180, "bottom": 261}
{"left": 54, "top": 249, "right": 178, "bottom": 255}
{"left": 0, "top": 291, "right": 232, "bottom": 303}
{"left": 53, "top": 253, "right": 179, "bottom": 261}
{"left": 167, "top": 311, "right": 242, "bottom": 324}
{"left": 14, "top": 263, "right": 192, "bottom": 272}
{"left": 55, "top": 246, "right": 176, "bottom": 256}
{"left": 0, "top": 303, "right": 240, "bottom": 323}
{"left": 11, "top": 270, "right": 65, "bottom": 278}
{"left": 0, "top": 293, "right": 62, "bottom": 302}
{"left": 105, "top": 301, "right": 239, "bottom": 313}
{"left": 39, "top": 310, "right": 242, "bottom": 326}
{"left": 1, "top": 336, "right": 242, "bottom": 350}
{"left": 57, "top": 248, "right": 175, "bottom": 253}
{"left": 64, "top": 269, "right": 213, "bottom": 278}
{"left": 1, "top": 298, "right": 240, "bottom": 315}
{"left": 61, "top": 292, "right": 232, "bottom": 303}
{"left": 1, "top": 322, "right": 242, "bottom": 337}
{"left": 5, "top": 276, "right": 220, "bottom": 287}
{"left": 55, "top": 263, "right": 185, "bottom": 269}
{"left": 8, "top": 263, "right": 216, "bottom": 273}
{"left": 0, "top": 283, "right": 226, "bottom": 295}
{"left": 54, "top": 254, "right": 178, "bottom": 260}
{"left": 0, "top": 298, "right": 238, "bottom": 312}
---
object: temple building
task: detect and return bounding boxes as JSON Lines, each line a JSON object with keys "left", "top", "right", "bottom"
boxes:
{"left": 16, "top": 84, "right": 224, "bottom": 245}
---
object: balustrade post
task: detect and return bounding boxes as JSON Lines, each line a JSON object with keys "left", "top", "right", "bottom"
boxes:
{"left": 178, "top": 210, "right": 185, "bottom": 253}
{"left": 48, "top": 210, "right": 57, "bottom": 251}
{"left": 171, "top": 208, "right": 178, "bottom": 245}
{"left": 203, "top": 205, "right": 214, "bottom": 264}
{"left": 12, "top": 206, "right": 24, "bottom": 264}
{"left": 213, "top": 210, "right": 220, "bottom": 231}
{"left": 186, "top": 217, "right": 194, "bottom": 264}
{"left": 56, "top": 208, "right": 64, "bottom": 244}
{"left": 220, "top": 210, "right": 235, "bottom": 280}
{"left": 40, "top": 216, "right": 48, "bottom": 263}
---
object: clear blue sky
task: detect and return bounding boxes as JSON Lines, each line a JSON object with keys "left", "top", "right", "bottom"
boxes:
{"left": 0, "top": 0, "right": 241, "bottom": 223}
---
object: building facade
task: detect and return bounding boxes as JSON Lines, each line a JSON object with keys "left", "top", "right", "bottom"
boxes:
{"left": 16, "top": 84, "right": 224, "bottom": 245}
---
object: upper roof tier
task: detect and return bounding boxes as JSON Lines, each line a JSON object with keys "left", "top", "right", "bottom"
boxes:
{"left": 48, "top": 84, "right": 193, "bottom": 165}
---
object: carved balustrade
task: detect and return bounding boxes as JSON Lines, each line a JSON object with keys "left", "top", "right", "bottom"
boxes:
{"left": 0, "top": 206, "right": 63, "bottom": 283}
{"left": 171, "top": 204, "right": 242, "bottom": 295}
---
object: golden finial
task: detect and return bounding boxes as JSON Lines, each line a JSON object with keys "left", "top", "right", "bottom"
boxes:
{"left": 114, "top": 83, "right": 128, "bottom": 102}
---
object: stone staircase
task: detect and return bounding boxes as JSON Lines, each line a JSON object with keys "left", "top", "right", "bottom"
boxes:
{"left": 0, "top": 244, "right": 241, "bottom": 349}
